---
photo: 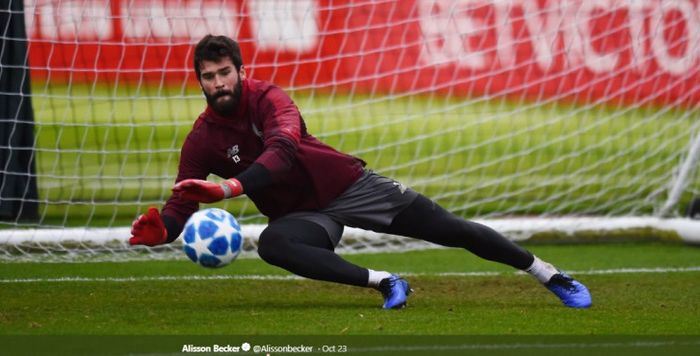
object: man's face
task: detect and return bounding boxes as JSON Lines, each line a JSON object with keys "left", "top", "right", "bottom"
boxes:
{"left": 199, "top": 57, "right": 246, "bottom": 116}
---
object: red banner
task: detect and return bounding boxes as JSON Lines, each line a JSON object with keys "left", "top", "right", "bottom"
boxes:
{"left": 24, "top": 0, "right": 700, "bottom": 106}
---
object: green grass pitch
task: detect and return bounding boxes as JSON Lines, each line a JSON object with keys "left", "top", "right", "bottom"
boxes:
{"left": 3, "top": 243, "right": 700, "bottom": 355}
{"left": 2, "top": 242, "right": 699, "bottom": 336}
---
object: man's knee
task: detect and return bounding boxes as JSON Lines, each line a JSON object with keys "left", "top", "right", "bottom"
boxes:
{"left": 257, "top": 227, "right": 288, "bottom": 265}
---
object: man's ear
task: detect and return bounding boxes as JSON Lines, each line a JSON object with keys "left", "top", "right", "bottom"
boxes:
{"left": 239, "top": 66, "right": 247, "bottom": 80}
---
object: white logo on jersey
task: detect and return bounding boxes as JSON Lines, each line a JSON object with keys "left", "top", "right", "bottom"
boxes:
{"left": 227, "top": 145, "right": 241, "bottom": 164}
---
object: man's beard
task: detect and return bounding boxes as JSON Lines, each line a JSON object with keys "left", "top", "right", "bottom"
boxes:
{"left": 205, "top": 80, "right": 242, "bottom": 116}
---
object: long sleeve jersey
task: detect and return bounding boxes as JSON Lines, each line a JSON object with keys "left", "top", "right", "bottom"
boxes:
{"left": 161, "top": 78, "right": 366, "bottom": 239}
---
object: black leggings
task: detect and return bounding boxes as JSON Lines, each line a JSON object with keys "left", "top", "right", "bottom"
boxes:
{"left": 257, "top": 218, "right": 370, "bottom": 286}
{"left": 385, "top": 195, "right": 534, "bottom": 269}
{"left": 257, "top": 194, "right": 534, "bottom": 287}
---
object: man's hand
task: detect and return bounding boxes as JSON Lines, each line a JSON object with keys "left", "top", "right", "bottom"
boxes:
{"left": 172, "top": 178, "right": 243, "bottom": 203}
{"left": 129, "top": 207, "right": 167, "bottom": 246}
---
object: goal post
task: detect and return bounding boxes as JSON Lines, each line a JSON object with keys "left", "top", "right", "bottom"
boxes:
{"left": 0, "top": 0, "right": 39, "bottom": 222}
{"left": 3, "top": 0, "right": 700, "bottom": 262}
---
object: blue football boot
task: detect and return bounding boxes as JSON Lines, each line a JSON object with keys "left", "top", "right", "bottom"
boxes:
{"left": 377, "top": 274, "right": 413, "bottom": 309}
{"left": 545, "top": 272, "right": 592, "bottom": 308}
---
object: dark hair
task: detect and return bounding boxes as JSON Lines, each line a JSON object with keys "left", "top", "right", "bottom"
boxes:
{"left": 193, "top": 35, "right": 243, "bottom": 80}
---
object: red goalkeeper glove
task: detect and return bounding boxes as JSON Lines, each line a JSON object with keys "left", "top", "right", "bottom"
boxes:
{"left": 129, "top": 207, "right": 167, "bottom": 246}
{"left": 171, "top": 178, "right": 243, "bottom": 203}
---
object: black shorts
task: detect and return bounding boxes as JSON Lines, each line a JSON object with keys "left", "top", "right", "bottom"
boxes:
{"left": 276, "top": 170, "right": 418, "bottom": 246}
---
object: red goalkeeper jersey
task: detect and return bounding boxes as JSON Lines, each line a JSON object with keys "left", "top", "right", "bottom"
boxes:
{"left": 161, "top": 78, "right": 366, "bottom": 227}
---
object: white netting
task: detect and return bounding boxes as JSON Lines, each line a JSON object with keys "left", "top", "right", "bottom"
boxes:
{"left": 2, "top": 0, "right": 700, "bottom": 261}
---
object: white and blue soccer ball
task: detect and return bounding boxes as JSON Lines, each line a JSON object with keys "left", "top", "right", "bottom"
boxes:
{"left": 182, "top": 208, "right": 243, "bottom": 268}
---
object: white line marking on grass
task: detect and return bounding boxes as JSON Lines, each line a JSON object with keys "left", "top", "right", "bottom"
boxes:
{"left": 421, "top": 266, "right": 700, "bottom": 277}
{"left": 1, "top": 266, "right": 699, "bottom": 284}
{"left": 571, "top": 266, "right": 700, "bottom": 274}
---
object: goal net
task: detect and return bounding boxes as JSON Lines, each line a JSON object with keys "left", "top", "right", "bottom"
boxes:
{"left": 3, "top": 0, "right": 700, "bottom": 262}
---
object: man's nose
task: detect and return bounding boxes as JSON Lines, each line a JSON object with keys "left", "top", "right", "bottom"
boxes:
{"left": 214, "top": 75, "right": 225, "bottom": 88}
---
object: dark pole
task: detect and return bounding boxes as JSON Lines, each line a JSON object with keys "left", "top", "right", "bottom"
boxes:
{"left": 0, "top": 0, "right": 39, "bottom": 222}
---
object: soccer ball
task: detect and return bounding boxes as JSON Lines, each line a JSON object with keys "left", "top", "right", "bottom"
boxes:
{"left": 182, "top": 208, "right": 243, "bottom": 268}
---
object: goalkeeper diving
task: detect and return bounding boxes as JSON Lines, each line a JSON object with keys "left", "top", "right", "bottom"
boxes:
{"left": 130, "top": 35, "right": 592, "bottom": 309}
